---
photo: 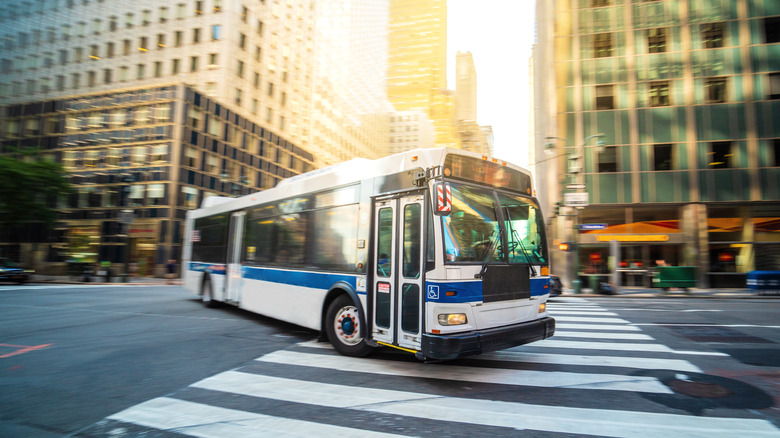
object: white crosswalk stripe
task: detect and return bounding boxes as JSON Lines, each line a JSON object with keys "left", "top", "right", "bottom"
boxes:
{"left": 89, "top": 298, "right": 780, "bottom": 437}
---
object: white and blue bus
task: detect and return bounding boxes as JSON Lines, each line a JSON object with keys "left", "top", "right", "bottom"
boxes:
{"left": 182, "top": 148, "right": 555, "bottom": 360}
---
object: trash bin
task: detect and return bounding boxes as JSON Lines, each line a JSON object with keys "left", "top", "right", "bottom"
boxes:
{"left": 589, "top": 275, "right": 601, "bottom": 294}
{"left": 652, "top": 266, "right": 697, "bottom": 291}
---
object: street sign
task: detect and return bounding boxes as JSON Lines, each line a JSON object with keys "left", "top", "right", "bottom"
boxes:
{"left": 580, "top": 223, "right": 607, "bottom": 230}
{"left": 564, "top": 192, "right": 589, "bottom": 207}
{"left": 566, "top": 184, "right": 587, "bottom": 190}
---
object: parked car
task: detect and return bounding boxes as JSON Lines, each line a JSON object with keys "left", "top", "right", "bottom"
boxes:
{"left": 549, "top": 275, "right": 562, "bottom": 297}
{"left": 0, "top": 258, "right": 32, "bottom": 284}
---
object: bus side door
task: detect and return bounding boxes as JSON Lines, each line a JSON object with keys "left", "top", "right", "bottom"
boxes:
{"left": 371, "top": 194, "right": 424, "bottom": 352}
{"left": 225, "top": 211, "right": 245, "bottom": 303}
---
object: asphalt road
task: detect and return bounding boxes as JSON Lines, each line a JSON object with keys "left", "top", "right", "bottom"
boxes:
{"left": 1, "top": 285, "right": 779, "bottom": 437}
{"left": 0, "top": 284, "right": 315, "bottom": 437}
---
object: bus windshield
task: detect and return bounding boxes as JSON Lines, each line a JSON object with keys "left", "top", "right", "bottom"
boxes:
{"left": 442, "top": 183, "right": 548, "bottom": 265}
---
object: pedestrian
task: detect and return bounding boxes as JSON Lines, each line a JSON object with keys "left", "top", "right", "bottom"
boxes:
{"left": 165, "top": 259, "right": 177, "bottom": 284}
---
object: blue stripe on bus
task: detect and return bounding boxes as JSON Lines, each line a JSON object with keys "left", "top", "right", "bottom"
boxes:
{"left": 425, "top": 277, "right": 550, "bottom": 303}
{"left": 241, "top": 265, "right": 359, "bottom": 292}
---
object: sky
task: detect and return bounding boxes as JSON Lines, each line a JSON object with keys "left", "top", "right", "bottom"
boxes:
{"left": 447, "top": 1, "right": 537, "bottom": 168}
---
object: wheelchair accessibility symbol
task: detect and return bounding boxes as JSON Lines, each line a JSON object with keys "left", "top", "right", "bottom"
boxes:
{"left": 426, "top": 285, "right": 439, "bottom": 300}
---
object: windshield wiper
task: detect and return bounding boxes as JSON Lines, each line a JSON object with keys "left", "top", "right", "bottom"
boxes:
{"left": 504, "top": 206, "right": 537, "bottom": 277}
{"left": 476, "top": 232, "right": 500, "bottom": 279}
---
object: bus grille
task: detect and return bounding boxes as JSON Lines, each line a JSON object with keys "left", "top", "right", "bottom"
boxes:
{"left": 482, "top": 265, "right": 531, "bottom": 302}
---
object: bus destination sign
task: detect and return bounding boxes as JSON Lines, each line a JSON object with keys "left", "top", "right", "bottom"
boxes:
{"left": 443, "top": 154, "right": 532, "bottom": 194}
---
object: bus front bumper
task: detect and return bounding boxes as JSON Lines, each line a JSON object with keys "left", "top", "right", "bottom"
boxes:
{"left": 421, "top": 317, "right": 555, "bottom": 361}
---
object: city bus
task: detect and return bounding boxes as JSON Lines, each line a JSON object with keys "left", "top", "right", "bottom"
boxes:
{"left": 182, "top": 148, "right": 555, "bottom": 360}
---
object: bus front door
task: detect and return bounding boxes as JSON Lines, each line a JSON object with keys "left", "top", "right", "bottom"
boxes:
{"left": 225, "top": 211, "right": 245, "bottom": 304}
{"left": 371, "top": 194, "right": 424, "bottom": 352}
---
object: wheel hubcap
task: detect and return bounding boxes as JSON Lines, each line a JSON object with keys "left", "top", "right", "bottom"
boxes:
{"left": 334, "top": 306, "right": 361, "bottom": 345}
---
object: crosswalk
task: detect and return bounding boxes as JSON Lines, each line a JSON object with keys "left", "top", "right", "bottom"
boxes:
{"left": 83, "top": 298, "right": 780, "bottom": 437}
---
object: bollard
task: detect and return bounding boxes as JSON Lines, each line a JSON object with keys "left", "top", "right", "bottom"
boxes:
{"left": 572, "top": 279, "right": 582, "bottom": 294}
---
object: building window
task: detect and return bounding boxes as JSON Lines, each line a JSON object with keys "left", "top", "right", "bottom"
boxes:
{"left": 103, "top": 68, "right": 112, "bottom": 84}
{"left": 123, "top": 39, "right": 131, "bottom": 55}
{"left": 594, "top": 33, "right": 613, "bottom": 58}
{"left": 87, "top": 71, "right": 96, "bottom": 87}
{"left": 175, "top": 31, "right": 183, "bottom": 47}
{"left": 172, "top": 58, "right": 180, "bottom": 74}
{"left": 769, "top": 72, "right": 780, "bottom": 100}
{"left": 209, "top": 53, "right": 218, "bottom": 65}
{"left": 159, "top": 6, "right": 168, "bottom": 23}
{"left": 142, "top": 9, "right": 151, "bottom": 26}
{"left": 157, "top": 33, "right": 166, "bottom": 49}
{"left": 193, "top": 28, "right": 201, "bottom": 43}
{"left": 195, "top": 1, "right": 203, "bottom": 15}
{"left": 237, "top": 60, "right": 244, "bottom": 77}
{"left": 191, "top": 56, "right": 198, "bottom": 72}
{"left": 257, "top": 20, "right": 264, "bottom": 37}
{"left": 255, "top": 46, "right": 262, "bottom": 62}
{"left": 213, "top": 0, "right": 222, "bottom": 13}
{"left": 705, "top": 77, "right": 727, "bottom": 103}
{"left": 126, "top": 12, "right": 134, "bottom": 28}
{"left": 772, "top": 139, "right": 780, "bottom": 167}
{"left": 185, "top": 146, "right": 198, "bottom": 167}
{"left": 177, "top": 3, "right": 186, "bottom": 19}
{"left": 212, "top": 24, "right": 221, "bottom": 40}
{"left": 592, "top": 0, "right": 609, "bottom": 6}
{"left": 649, "top": 81, "right": 670, "bottom": 106}
{"left": 765, "top": 16, "right": 780, "bottom": 44}
{"left": 139, "top": 37, "right": 148, "bottom": 51}
{"left": 154, "top": 61, "right": 162, "bottom": 78}
{"left": 137, "top": 63, "right": 145, "bottom": 79}
{"left": 653, "top": 144, "right": 673, "bottom": 171}
{"left": 595, "top": 85, "right": 614, "bottom": 110}
{"left": 267, "top": 82, "right": 274, "bottom": 97}
{"left": 235, "top": 88, "right": 242, "bottom": 105}
{"left": 241, "top": 6, "right": 248, "bottom": 22}
{"left": 253, "top": 72, "right": 260, "bottom": 88}
{"left": 598, "top": 146, "right": 618, "bottom": 172}
{"left": 702, "top": 22, "right": 724, "bottom": 48}
{"left": 708, "top": 141, "right": 732, "bottom": 169}
{"left": 239, "top": 33, "right": 246, "bottom": 49}
{"left": 648, "top": 28, "right": 666, "bottom": 53}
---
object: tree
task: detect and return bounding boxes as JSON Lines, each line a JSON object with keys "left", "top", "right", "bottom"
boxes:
{"left": 0, "top": 154, "right": 73, "bottom": 229}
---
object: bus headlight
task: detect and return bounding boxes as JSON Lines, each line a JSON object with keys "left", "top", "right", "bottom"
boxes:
{"left": 538, "top": 302, "right": 547, "bottom": 313}
{"left": 438, "top": 313, "right": 467, "bottom": 326}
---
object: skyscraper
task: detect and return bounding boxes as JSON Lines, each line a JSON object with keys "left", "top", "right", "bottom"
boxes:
{"left": 0, "top": 0, "right": 390, "bottom": 166}
{"left": 534, "top": 0, "right": 780, "bottom": 288}
{"left": 388, "top": 0, "right": 460, "bottom": 148}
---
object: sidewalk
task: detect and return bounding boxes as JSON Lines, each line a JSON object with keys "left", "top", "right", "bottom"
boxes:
{"left": 558, "top": 286, "right": 779, "bottom": 299}
{"left": 27, "top": 274, "right": 174, "bottom": 285}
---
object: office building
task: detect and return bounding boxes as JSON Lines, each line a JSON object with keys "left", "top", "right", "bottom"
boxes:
{"left": 534, "top": 0, "right": 780, "bottom": 288}
{"left": 0, "top": 0, "right": 390, "bottom": 167}
{"left": 0, "top": 83, "right": 313, "bottom": 275}
{"left": 388, "top": 110, "right": 435, "bottom": 154}
{"left": 388, "top": 0, "right": 460, "bottom": 149}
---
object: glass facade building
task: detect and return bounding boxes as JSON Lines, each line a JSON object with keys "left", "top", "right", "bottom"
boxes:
{"left": 0, "top": 83, "right": 313, "bottom": 275}
{"left": 535, "top": 0, "right": 780, "bottom": 288}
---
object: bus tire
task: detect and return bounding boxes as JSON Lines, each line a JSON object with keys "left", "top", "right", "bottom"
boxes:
{"left": 202, "top": 277, "right": 218, "bottom": 308}
{"left": 326, "top": 294, "right": 372, "bottom": 357}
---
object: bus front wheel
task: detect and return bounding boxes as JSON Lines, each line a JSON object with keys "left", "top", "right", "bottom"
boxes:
{"left": 326, "top": 295, "right": 372, "bottom": 357}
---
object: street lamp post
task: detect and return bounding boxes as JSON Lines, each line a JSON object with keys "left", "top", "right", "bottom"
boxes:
{"left": 544, "top": 134, "right": 606, "bottom": 293}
